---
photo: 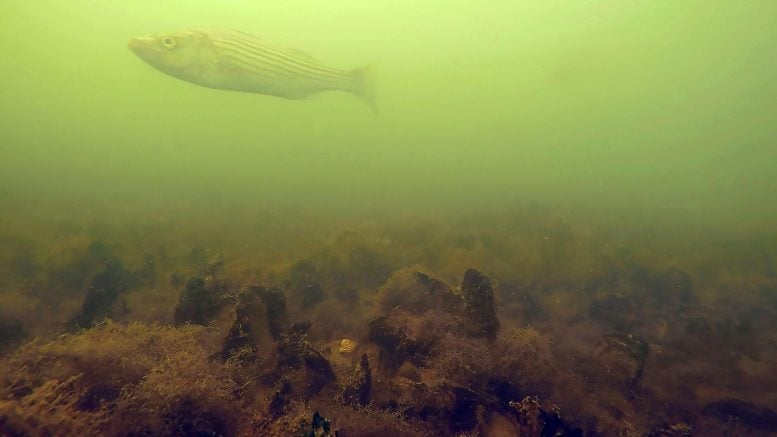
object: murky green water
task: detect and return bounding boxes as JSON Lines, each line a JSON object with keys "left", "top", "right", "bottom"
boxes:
{"left": 2, "top": 1, "right": 776, "bottom": 223}
{"left": 2, "top": 2, "right": 777, "bottom": 435}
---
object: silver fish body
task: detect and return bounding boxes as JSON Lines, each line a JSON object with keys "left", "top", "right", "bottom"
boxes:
{"left": 128, "top": 28, "right": 375, "bottom": 110}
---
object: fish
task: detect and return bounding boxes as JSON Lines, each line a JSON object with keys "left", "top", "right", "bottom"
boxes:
{"left": 128, "top": 28, "right": 376, "bottom": 111}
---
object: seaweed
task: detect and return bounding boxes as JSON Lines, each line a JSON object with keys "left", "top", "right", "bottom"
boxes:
{"left": 461, "top": 269, "right": 500, "bottom": 340}
{"left": 276, "top": 330, "right": 336, "bottom": 398}
{"left": 295, "top": 411, "right": 336, "bottom": 437}
{"left": 12, "top": 250, "right": 39, "bottom": 280}
{"left": 0, "top": 322, "right": 245, "bottom": 436}
{"left": 287, "top": 259, "right": 326, "bottom": 309}
{"left": 589, "top": 294, "right": 639, "bottom": 333}
{"left": 69, "top": 256, "right": 132, "bottom": 330}
{"left": 0, "top": 318, "right": 25, "bottom": 355}
{"left": 255, "top": 285, "right": 288, "bottom": 340}
{"left": 2, "top": 205, "right": 777, "bottom": 436}
{"left": 221, "top": 289, "right": 262, "bottom": 363}
{"left": 703, "top": 399, "right": 777, "bottom": 432}
{"left": 342, "top": 354, "right": 371, "bottom": 407}
{"left": 268, "top": 377, "right": 292, "bottom": 418}
{"left": 174, "top": 277, "right": 219, "bottom": 326}
{"left": 376, "top": 268, "right": 463, "bottom": 314}
{"left": 510, "top": 396, "right": 582, "bottom": 437}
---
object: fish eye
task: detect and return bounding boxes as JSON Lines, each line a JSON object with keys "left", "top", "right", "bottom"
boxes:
{"left": 161, "top": 37, "right": 177, "bottom": 49}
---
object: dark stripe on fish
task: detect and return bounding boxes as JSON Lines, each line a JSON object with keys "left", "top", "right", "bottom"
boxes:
{"left": 214, "top": 37, "right": 349, "bottom": 83}
{"left": 221, "top": 30, "right": 347, "bottom": 76}
{"left": 220, "top": 51, "right": 297, "bottom": 80}
{"left": 216, "top": 40, "right": 332, "bottom": 81}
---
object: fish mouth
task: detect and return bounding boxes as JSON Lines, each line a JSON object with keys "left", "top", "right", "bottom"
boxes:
{"left": 127, "top": 37, "right": 151, "bottom": 54}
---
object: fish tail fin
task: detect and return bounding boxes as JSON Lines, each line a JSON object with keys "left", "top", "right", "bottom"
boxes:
{"left": 351, "top": 62, "right": 377, "bottom": 114}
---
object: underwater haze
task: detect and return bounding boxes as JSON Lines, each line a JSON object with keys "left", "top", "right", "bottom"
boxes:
{"left": 1, "top": 0, "right": 776, "bottom": 223}
{"left": 2, "top": 1, "right": 777, "bottom": 436}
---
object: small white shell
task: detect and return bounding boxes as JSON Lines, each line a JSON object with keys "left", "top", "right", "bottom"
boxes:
{"left": 338, "top": 338, "right": 358, "bottom": 354}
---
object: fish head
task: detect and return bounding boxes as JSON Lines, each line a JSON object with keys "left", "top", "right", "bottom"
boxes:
{"left": 128, "top": 30, "right": 215, "bottom": 80}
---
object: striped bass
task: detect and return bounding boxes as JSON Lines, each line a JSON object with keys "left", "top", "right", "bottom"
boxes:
{"left": 128, "top": 28, "right": 376, "bottom": 111}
